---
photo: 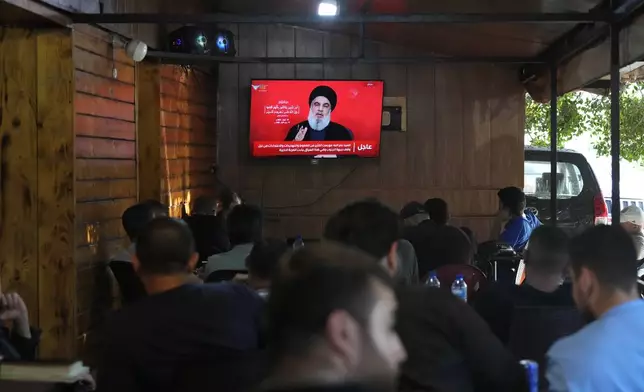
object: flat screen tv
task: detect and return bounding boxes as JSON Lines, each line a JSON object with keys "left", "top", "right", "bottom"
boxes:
{"left": 249, "top": 80, "right": 384, "bottom": 158}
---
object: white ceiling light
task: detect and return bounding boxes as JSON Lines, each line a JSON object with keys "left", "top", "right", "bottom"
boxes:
{"left": 318, "top": 0, "right": 338, "bottom": 16}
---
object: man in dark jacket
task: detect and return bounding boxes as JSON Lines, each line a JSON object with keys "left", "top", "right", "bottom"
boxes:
{"left": 324, "top": 199, "right": 526, "bottom": 392}
{"left": 0, "top": 284, "right": 39, "bottom": 361}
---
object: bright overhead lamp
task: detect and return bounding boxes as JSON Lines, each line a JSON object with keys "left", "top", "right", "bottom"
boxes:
{"left": 318, "top": 0, "right": 338, "bottom": 16}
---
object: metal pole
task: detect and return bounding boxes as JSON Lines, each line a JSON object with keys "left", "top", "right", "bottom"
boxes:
{"left": 550, "top": 63, "right": 558, "bottom": 226}
{"left": 68, "top": 12, "right": 612, "bottom": 25}
{"left": 610, "top": 23, "right": 621, "bottom": 224}
{"left": 146, "top": 52, "right": 546, "bottom": 64}
{"left": 359, "top": 22, "right": 365, "bottom": 59}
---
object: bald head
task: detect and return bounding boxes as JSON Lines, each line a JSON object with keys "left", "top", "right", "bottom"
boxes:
{"left": 135, "top": 217, "right": 197, "bottom": 275}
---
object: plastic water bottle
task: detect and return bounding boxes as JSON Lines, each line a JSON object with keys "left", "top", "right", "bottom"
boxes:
{"left": 426, "top": 271, "right": 441, "bottom": 288}
{"left": 292, "top": 235, "right": 305, "bottom": 250}
{"left": 451, "top": 274, "right": 468, "bottom": 302}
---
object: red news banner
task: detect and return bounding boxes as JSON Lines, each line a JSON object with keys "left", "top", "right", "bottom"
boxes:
{"left": 253, "top": 141, "right": 380, "bottom": 157}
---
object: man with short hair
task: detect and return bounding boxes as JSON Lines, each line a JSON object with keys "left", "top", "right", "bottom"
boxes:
{"left": 495, "top": 186, "right": 541, "bottom": 252}
{"left": 204, "top": 204, "right": 263, "bottom": 277}
{"left": 474, "top": 226, "right": 574, "bottom": 343}
{"left": 141, "top": 199, "right": 169, "bottom": 217}
{"left": 418, "top": 225, "right": 475, "bottom": 277}
{"left": 546, "top": 225, "right": 644, "bottom": 391}
{"left": 192, "top": 195, "right": 218, "bottom": 216}
{"left": 246, "top": 238, "right": 289, "bottom": 298}
{"left": 111, "top": 202, "right": 165, "bottom": 263}
{"left": 261, "top": 244, "right": 406, "bottom": 392}
{"left": 324, "top": 199, "right": 526, "bottom": 392}
{"left": 99, "top": 217, "right": 264, "bottom": 392}
{"left": 424, "top": 198, "right": 449, "bottom": 226}
{"left": 285, "top": 85, "right": 354, "bottom": 142}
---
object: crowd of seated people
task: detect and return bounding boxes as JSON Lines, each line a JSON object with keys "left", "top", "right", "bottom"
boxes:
{"left": 5, "top": 184, "right": 644, "bottom": 392}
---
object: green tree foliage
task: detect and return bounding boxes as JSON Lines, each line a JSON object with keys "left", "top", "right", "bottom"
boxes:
{"left": 525, "top": 83, "right": 644, "bottom": 163}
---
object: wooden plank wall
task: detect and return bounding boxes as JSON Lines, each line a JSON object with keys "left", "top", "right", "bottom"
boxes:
{"left": 0, "top": 27, "right": 76, "bottom": 359}
{"left": 0, "top": 26, "right": 40, "bottom": 346}
{"left": 70, "top": 28, "right": 217, "bottom": 361}
{"left": 217, "top": 25, "right": 525, "bottom": 241}
{"left": 159, "top": 66, "right": 218, "bottom": 217}
{"left": 73, "top": 25, "right": 137, "bottom": 357}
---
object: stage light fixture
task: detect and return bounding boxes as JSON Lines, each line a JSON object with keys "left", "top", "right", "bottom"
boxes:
{"left": 168, "top": 27, "right": 236, "bottom": 56}
{"left": 318, "top": 0, "right": 338, "bottom": 16}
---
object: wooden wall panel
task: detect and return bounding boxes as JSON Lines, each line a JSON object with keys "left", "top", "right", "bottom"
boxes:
{"left": 137, "top": 61, "right": 162, "bottom": 202}
{"left": 0, "top": 27, "right": 40, "bottom": 328}
{"left": 36, "top": 29, "right": 76, "bottom": 359}
{"left": 72, "top": 26, "right": 136, "bottom": 357}
{"left": 159, "top": 66, "right": 217, "bottom": 217}
{"left": 0, "top": 27, "right": 76, "bottom": 359}
{"left": 217, "top": 25, "right": 525, "bottom": 242}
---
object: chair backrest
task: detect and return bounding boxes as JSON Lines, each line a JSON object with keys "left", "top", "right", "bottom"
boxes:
{"left": 508, "top": 306, "right": 584, "bottom": 387}
{"left": 434, "top": 264, "right": 487, "bottom": 299}
{"left": 206, "top": 269, "right": 247, "bottom": 283}
{"left": 109, "top": 260, "right": 146, "bottom": 304}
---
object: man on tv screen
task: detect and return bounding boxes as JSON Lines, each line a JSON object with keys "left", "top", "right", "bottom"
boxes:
{"left": 284, "top": 85, "right": 354, "bottom": 142}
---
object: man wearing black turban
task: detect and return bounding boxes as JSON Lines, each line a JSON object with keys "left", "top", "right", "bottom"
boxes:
{"left": 285, "top": 85, "right": 354, "bottom": 142}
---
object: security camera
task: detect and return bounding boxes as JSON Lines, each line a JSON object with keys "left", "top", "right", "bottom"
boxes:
{"left": 125, "top": 40, "right": 148, "bottom": 62}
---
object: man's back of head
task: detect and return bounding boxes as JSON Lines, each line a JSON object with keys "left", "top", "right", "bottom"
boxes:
{"left": 324, "top": 199, "right": 400, "bottom": 261}
{"left": 569, "top": 224, "right": 638, "bottom": 297}
{"left": 217, "top": 188, "right": 239, "bottom": 214}
{"left": 141, "top": 199, "right": 169, "bottom": 217}
{"left": 192, "top": 196, "right": 218, "bottom": 216}
{"left": 424, "top": 198, "right": 449, "bottom": 226}
{"left": 246, "top": 238, "right": 289, "bottom": 290}
{"left": 420, "top": 226, "right": 473, "bottom": 277}
{"left": 266, "top": 243, "right": 405, "bottom": 388}
{"left": 227, "top": 204, "right": 263, "bottom": 246}
{"left": 122, "top": 202, "right": 159, "bottom": 242}
{"left": 525, "top": 226, "right": 569, "bottom": 277}
{"left": 134, "top": 217, "right": 198, "bottom": 276}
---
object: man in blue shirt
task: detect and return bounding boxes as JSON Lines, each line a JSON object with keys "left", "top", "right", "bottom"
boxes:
{"left": 495, "top": 187, "right": 541, "bottom": 252}
{"left": 546, "top": 225, "right": 644, "bottom": 392}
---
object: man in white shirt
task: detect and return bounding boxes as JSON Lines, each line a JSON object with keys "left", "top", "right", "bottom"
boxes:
{"left": 111, "top": 200, "right": 168, "bottom": 263}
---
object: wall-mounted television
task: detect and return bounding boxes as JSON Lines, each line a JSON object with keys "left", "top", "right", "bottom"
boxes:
{"left": 249, "top": 80, "right": 384, "bottom": 159}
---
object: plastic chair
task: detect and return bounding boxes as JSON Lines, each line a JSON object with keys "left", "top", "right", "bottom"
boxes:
{"left": 109, "top": 260, "right": 146, "bottom": 304}
{"left": 434, "top": 264, "right": 487, "bottom": 299}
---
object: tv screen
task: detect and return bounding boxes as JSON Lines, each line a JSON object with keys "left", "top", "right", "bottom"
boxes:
{"left": 249, "top": 80, "right": 384, "bottom": 158}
